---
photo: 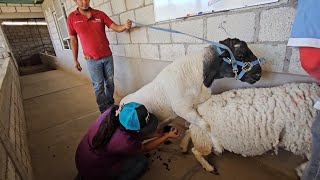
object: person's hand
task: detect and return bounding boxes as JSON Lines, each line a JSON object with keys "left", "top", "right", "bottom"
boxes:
{"left": 165, "top": 127, "right": 180, "bottom": 138}
{"left": 74, "top": 61, "right": 82, "bottom": 72}
{"left": 125, "top": 19, "right": 132, "bottom": 30}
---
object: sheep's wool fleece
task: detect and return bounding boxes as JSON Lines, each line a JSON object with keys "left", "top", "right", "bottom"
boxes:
{"left": 193, "top": 83, "right": 320, "bottom": 157}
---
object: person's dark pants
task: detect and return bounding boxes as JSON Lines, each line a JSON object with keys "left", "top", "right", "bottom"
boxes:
{"left": 86, "top": 56, "right": 115, "bottom": 113}
{"left": 116, "top": 154, "right": 148, "bottom": 180}
{"left": 302, "top": 111, "right": 320, "bottom": 180}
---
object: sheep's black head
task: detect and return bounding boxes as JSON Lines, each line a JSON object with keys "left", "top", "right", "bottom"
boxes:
{"left": 203, "top": 38, "right": 262, "bottom": 87}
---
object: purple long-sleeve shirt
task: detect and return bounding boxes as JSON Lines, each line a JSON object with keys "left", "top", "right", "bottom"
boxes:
{"left": 75, "top": 108, "right": 142, "bottom": 180}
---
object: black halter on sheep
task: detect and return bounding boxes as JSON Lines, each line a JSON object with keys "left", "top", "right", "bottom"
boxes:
{"left": 203, "top": 38, "right": 262, "bottom": 87}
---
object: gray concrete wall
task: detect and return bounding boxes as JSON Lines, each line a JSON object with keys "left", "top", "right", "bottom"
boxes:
{"left": 41, "top": 0, "right": 317, "bottom": 98}
{"left": 3, "top": 25, "right": 55, "bottom": 65}
{"left": 0, "top": 58, "right": 33, "bottom": 180}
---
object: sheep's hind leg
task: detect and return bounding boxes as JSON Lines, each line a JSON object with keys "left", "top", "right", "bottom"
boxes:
{"left": 179, "top": 129, "right": 191, "bottom": 153}
{"left": 192, "top": 147, "right": 219, "bottom": 175}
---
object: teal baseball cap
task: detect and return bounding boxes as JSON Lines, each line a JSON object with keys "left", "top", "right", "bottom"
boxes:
{"left": 119, "top": 102, "right": 158, "bottom": 134}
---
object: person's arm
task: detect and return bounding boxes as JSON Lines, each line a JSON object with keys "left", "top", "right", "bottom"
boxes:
{"left": 138, "top": 128, "right": 164, "bottom": 141}
{"left": 110, "top": 19, "right": 132, "bottom": 32}
{"left": 141, "top": 128, "right": 179, "bottom": 152}
{"left": 70, "top": 35, "right": 82, "bottom": 71}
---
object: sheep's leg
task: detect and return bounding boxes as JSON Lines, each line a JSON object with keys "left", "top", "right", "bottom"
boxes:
{"left": 192, "top": 147, "right": 215, "bottom": 172}
{"left": 296, "top": 162, "right": 307, "bottom": 178}
{"left": 179, "top": 129, "right": 191, "bottom": 153}
{"left": 173, "top": 106, "right": 210, "bottom": 133}
{"left": 158, "top": 115, "right": 178, "bottom": 128}
{"left": 210, "top": 134, "right": 223, "bottom": 155}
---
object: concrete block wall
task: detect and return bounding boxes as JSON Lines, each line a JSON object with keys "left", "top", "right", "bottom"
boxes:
{"left": 41, "top": 0, "right": 313, "bottom": 97}
{"left": 0, "top": 58, "right": 34, "bottom": 180}
{"left": 0, "top": 3, "right": 42, "bottom": 13}
{"left": 3, "top": 25, "right": 55, "bottom": 64}
{"left": 104, "top": 0, "right": 305, "bottom": 75}
{"left": 3, "top": 25, "right": 55, "bottom": 65}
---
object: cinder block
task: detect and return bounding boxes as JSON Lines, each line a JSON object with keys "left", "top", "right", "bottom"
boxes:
{"left": 172, "top": 19, "right": 203, "bottom": 43}
{"left": 160, "top": 44, "right": 185, "bottom": 61}
{"left": 145, "top": 0, "right": 153, "bottom": 5}
{"left": 21, "top": 4, "right": 35, "bottom": 6}
{"left": 125, "top": 44, "right": 140, "bottom": 58}
{"left": 96, "top": 2, "right": 112, "bottom": 16}
{"left": 248, "top": 43, "right": 286, "bottom": 73}
{"left": 89, "top": 0, "right": 94, "bottom": 7}
{"left": 6, "top": 3, "right": 21, "bottom": 6}
{"left": 110, "top": 0, "right": 126, "bottom": 14}
{"left": 9, "top": 108, "right": 16, "bottom": 147}
{"left": 15, "top": 6, "right": 30, "bottom": 12}
{"left": 1, "top": 6, "right": 16, "bottom": 13}
{"left": 110, "top": 15, "right": 120, "bottom": 25}
{"left": 148, "top": 23, "right": 171, "bottom": 43}
{"left": 288, "top": 47, "right": 308, "bottom": 76}
{"left": 130, "top": 28, "right": 147, "bottom": 43}
{"left": 65, "top": 0, "right": 71, "bottom": 10}
{"left": 0, "top": 142, "right": 7, "bottom": 180}
{"left": 6, "top": 158, "right": 15, "bottom": 180}
{"left": 207, "top": 12, "right": 255, "bottom": 42}
{"left": 140, "top": 44, "right": 159, "bottom": 60}
{"left": 135, "top": 5, "right": 154, "bottom": 25}
{"left": 259, "top": 7, "right": 295, "bottom": 42}
{"left": 120, "top": 10, "right": 135, "bottom": 24}
{"left": 29, "top": 6, "right": 42, "bottom": 12}
{"left": 23, "top": 150, "right": 27, "bottom": 167}
{"left": 93, "top": 0, "right": 104, "bottom": 7}
{"left": 106, "top": 31, "right": 117, "bottom": 44}
{"left": 126, "top": 0, "right": 143, "bottom": 10}
{"left": 16, "top": 173, "right": 22, "bottom": 180}
{"left": 111, "top": 45, "right": 125, "bottom": 56}
{"left": 117, "top": 31, "right": 131, "bottom": 43}
{"left": 187, "top": 44, "right": 209, "bottom": 55}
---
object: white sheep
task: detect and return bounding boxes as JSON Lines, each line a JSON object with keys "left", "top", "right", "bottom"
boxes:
{"left": 120, "top": 38, "right": 262, "bottom": 137}
{"left": 179, "top": 83, "right": 319, "bottom": 175}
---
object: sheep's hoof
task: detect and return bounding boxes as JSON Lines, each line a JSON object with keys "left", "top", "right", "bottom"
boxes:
{"left": 180, "top": 146, "right": 188, "bottom": 153}
{"left": 211, "top": 168, "right": 220, "bottom": 175}
{"left": 212, "top": 151, "right": 222, "bottom": 157}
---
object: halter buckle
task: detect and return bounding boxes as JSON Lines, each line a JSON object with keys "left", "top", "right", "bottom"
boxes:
{"left": 242, "top": 62, "right": 252, "bottom": 72}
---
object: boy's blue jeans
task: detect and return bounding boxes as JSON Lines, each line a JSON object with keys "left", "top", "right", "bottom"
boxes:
{"left": 302, "top": 111, "right": 320, "bottom": 180}
{"left": 87, "top": 56, "right": 115, "bottom": 113}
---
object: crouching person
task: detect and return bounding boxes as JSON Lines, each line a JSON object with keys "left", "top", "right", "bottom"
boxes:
{"left": 75, "top": 102, "right": 179, "bottom": 180}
